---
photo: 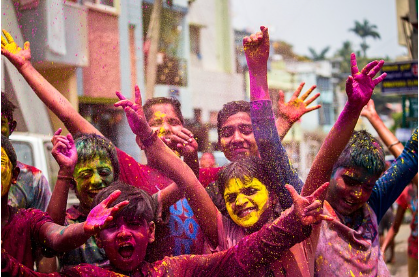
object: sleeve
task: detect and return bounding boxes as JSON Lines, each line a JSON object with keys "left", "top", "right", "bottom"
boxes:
{"left": 1, "top": 248, "right": 62, "bottom": 277}
{"left": 31, "top": 171, "right": 51, "bottom": 212}
{"left": 28, "top": 209, "right": 57, "bottom": 258}
{"left": 158, "top": 207, "right": 311, "bottom": 276}
{"left": 368, "top": 128, "right": 418, "bottom": 222}
{"left": 116, "top": 148, "right": 155, "bottom": 194}
{"left": 250, "top": 100, "right": 303, "bottom": 210}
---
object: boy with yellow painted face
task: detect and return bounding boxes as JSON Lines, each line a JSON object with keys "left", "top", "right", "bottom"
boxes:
{"left": 47, "top": 129, "right": 121, "bottom": 268}
{"left": 1, "top": 135, "right": 128, "bottom": 272}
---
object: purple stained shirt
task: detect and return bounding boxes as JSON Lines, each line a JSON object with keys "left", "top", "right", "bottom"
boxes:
{"left": 8, "top": 161, "right": 51, "bottom": 211}
{"left": 3, "top": 206, "right": 312, "bottom": 277}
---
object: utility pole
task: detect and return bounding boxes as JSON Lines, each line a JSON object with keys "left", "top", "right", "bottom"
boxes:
{"left": 145, "top": 0, "right": 163, "bottom": 100}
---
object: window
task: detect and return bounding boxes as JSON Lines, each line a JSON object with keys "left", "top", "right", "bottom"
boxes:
{"left": 190, "top": 25, "right": 201, "bottom": 59}
{"left": 316, "top": 77, "right": 330, "bottom": 91}
{"left": 319, "top": 102, "right": 332, "bottom": 126}
{"left": 44, "top": 141, "right": 60, "bottom": 190}
{"left": 10, "top": 141, "right": 34, "bottom": 166}
{"left": 84, "top": 0, "right": 119, "bottom": 13}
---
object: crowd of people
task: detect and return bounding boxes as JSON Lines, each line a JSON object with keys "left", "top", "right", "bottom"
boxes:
{"left": 1, "top": 26, "right": 418, "bottom": 277}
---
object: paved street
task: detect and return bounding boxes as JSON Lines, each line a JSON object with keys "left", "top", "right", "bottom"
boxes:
{"left": 386, "top": 223, "right": 411, "bottom": 277}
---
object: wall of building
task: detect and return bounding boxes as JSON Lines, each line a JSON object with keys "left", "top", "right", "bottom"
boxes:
{"left": 83, "top": 10, "right": 121, "bottom": 98}
{"left": 188, "top": 0, "right": 244, "bottom": 123}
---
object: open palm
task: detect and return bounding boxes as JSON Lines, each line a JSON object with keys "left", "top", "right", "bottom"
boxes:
{"left": 1, "top": 29, "right": 31, "bottom": 69}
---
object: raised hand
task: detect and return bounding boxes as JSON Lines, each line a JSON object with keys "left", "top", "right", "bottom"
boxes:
{"left": 114, "top": 86, "right": 151, "bottom": 140}
{"left": 84, "top": 190, "right": 129, "bottom": 235}
{"left": 277, "top": 82, "right": 321, "bottom": 125}
{"left": 243, "top": 26, "right": 269, "bottom": 72}
{"left": 286, "top": 182, "right": 332, "bottom": 226}
{"left": 360, "top": 99, "right": 378, "bottom": 120}
{"left": 1, "top": 29, "right": 31, "bottom": 69}
{"left": 51, "top": 128, "right": 78, "bottom": 174}
{"left": 163, "top": 127, "right": 198, "bottom": 157}
{"left": 346, "top": 53, "right": 386, "bottom": 108}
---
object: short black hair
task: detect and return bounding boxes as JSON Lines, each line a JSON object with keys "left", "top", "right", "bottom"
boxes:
{"left": 74, "top": 133, "right": 120, "bottom": 181}
{"left": 217, "top": 156, "right": 273, "bottom": 197}
{"left": 217, "top": 101, "right": 250, "bottom": 143}
{"left": 1, "top": 135, "right": 17, "bottom": 168}
{"left": 143, "top": 97, "right": 184, "bottom": 125}
{"left": 333, "top": 130, "right": 385, "bottom": 176}
{"left": 1, "top": 92, "right": 16, "bottom": 123}
{"left": 92, "top": 181, "right": 155, "bottom": 223}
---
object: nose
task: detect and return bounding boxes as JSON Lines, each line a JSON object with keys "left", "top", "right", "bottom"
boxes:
{"left": 231, "top": 129, "right": 244, "bottom": 143}
{"left": 158, "top": 122, "right": 172, "bottom": 137}
{"left": 117, "top": 225, "right": 132, "bottom": 239}
{"left": 351, "top": 186, "right": 363, "bottom": 199}
{"left": 89, "top": 172, "right": 106, "bottom": 189}
{"left": 235, "top": 194, "right": 249, "bottom": 207}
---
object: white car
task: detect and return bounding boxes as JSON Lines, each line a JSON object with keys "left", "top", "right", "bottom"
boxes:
{"left": 9, "top": 132, "right": 79, "bottom": 208}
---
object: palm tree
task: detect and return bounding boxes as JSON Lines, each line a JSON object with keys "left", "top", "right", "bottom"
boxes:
{"left": 308, "top": 46, "right": 330, "bottom": 61}
{"left": 349, "top": 19, "right": 381, "bottom": 57}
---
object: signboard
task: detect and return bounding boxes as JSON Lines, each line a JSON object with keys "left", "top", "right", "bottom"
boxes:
{"left": 381, "top": 60, "right": 418, "bottom": 95}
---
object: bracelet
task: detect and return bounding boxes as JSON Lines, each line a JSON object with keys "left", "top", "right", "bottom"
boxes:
{"left": 388, "top": 140, "right": 401, "bottom": 150}
{"left": 142, "top": 130, "right": 158, "bottom": 148}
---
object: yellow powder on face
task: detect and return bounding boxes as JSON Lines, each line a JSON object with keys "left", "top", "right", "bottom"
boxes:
{"left": 153, "top": 111, "right": 167, "bottom": 137}
{"left": 1, "top": 147, "right": 13, "bottom": 197}
{"left": 224, "top": 177, "right": 269, "bottom": 228}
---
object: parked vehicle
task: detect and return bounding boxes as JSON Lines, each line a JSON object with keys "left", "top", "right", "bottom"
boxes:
{"left": 9, "top": 132, "right": 79, "bottom": 208}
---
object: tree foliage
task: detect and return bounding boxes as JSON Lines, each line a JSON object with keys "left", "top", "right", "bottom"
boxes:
{"left": 349, "top": 19, "right": 381, "bottom": 57}
{"left": 308, "top": 46, "right": 330, "bottom": 61}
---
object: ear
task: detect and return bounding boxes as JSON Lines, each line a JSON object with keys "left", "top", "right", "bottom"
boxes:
{"left": 11, "top": 167, "right": 20, "bottom": 184}
{"left": 94, "top": 234, "right": 103, "bottom": 248}
{"left": 9, "top": 120, "right": 17, "bottom": 135}
{"left": 147, "top": 221, "right": 156, "bottom": 243}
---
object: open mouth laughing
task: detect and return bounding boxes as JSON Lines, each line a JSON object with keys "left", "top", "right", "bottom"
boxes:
{"left": 118, "top": 242, "right": 135, "bottom": 259}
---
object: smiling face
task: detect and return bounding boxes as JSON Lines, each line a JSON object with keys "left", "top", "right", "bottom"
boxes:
{"left": 96, "top": 217, "right": 155, "bottom": 273}
{"left": 148, "top": 103, "right": 183, "bottom": 139}
{"left": 326, "top": 167, "right": 380, "bottom": 216}
{"left": 1, "top": 147, "right": 14, "bottom": 197}
{"left": 73, "top": 156, "right": 114, "bottom": 213}
{"left": 224, "top": 177, "right": 271, "bottom": 228}
{"left": 219, "top": 112, "right": 259, "bottom": 162}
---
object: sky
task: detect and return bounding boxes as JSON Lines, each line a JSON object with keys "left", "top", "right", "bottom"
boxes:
{"left": 231, "top": 0, "right": 408, "bottom": 60}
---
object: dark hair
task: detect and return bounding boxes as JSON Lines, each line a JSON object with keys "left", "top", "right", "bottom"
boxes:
{"left": 332, "top": 130, "right": 385, "bottom": 176}
{"left": 74, "top": 133, "right": 120, "bottom": 181}
{"left": 217, "top": 101, "right": 250, "bottom": 143}
{"left": 217, "top": 156, "right": 273, "bottom": 197}
{"left": 1, "top": 92, "right": 16, "bottom": 123}
{"left": 1, "top": 135, "right": 17, "bottom": 168}
{"left": 92, "top": 181, "right": 155, "bottom": 223}
{"left": 143, "top": 97, "right": 184, "bottom": 125}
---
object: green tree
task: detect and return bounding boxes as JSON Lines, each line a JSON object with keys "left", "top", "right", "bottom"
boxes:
{"left": 308, "top": 46, "right": 330, "bottom": 61}
{"left": 335, "top": 41, "right": 354, "bottom": 73}
{"left": 349, "top": 19, "right": 381, "bottom": 57}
